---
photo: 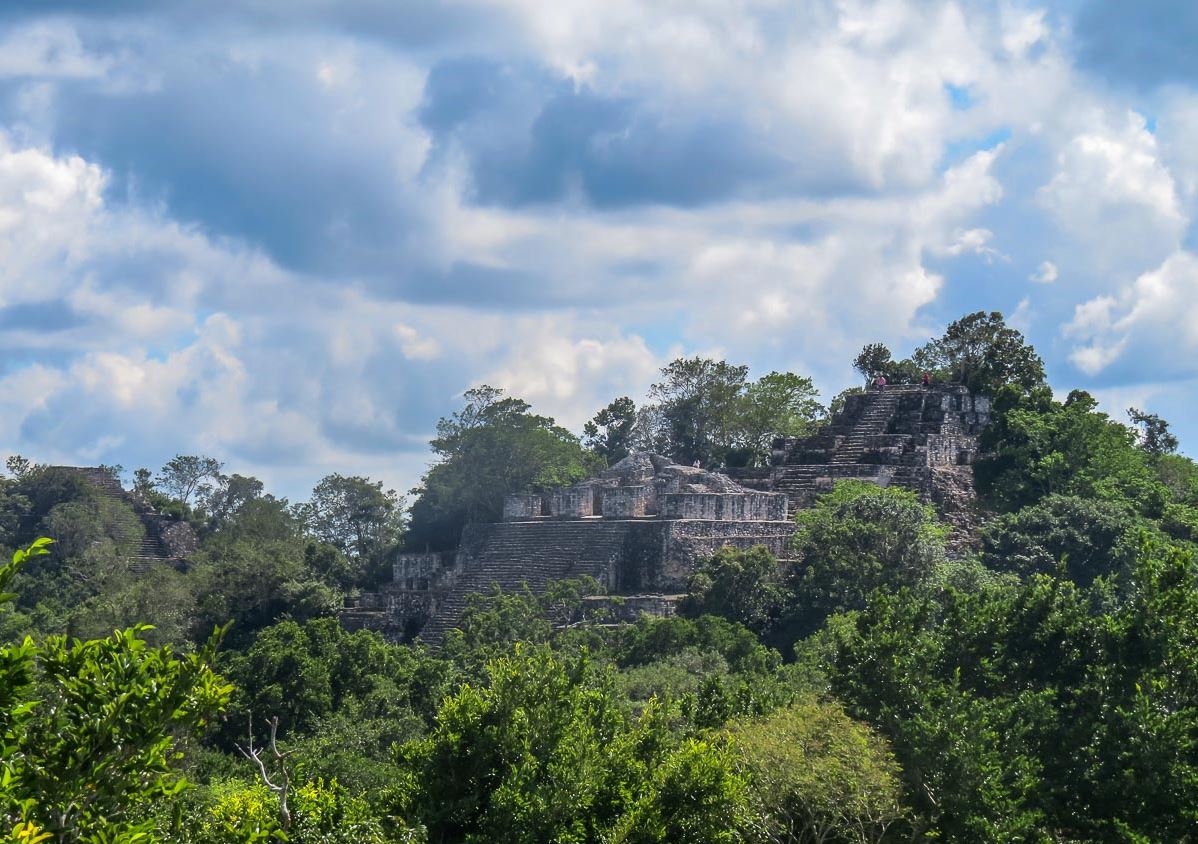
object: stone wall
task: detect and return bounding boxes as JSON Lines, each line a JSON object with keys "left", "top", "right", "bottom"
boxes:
{"left": 602, "top": 485, "right": 650, "bottom": 518}
{"left": 366, "top": 512, "right": 798, "bottom": 642}
{"left": 157, "top": 519, "right": 199, "bottom": 559}
{"left": 581, "top": 594, "right": 677, "bottom": 623}
{"left": 393, "top": 552, "right": 454, "bottom": 590}
{"left": 658, "top": 492, "right": 788, "bottom": 521}
{"left": 549, "top": 487, "right": 595, "bottom": 518}
{"left": 503, "top": 494, "right": 543, "bottom": 520}
{"left": 657, "top": 520, "right": 794, "bottom": 591}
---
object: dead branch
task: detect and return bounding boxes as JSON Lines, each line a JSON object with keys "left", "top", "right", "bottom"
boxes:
{"left": 236, "top": 713, "right": 293, "bottom": 829}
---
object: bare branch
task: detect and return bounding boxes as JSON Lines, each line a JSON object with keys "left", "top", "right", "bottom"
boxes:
{"left": 236, "top": 714, "right": 292, "bottom": 829}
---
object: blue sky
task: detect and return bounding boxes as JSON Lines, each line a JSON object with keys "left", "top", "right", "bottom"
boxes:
{"left": 0, "top": 0, "right": 1196, "bottom": 500}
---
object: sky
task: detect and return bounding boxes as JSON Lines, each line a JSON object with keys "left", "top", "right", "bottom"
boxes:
{"left": 0, "top": 0, "right": 1196, "bottom": 501}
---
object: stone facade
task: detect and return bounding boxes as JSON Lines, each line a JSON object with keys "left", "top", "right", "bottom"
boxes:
{"left": 343, "top": 384, "right": 992, "bottom": 644}
{"left": 352, "top": 453, "right": 793, "bottom": 642}
{"left": 601, "top": 485, "right": 650, "bottom": 518}
{"left": 503, "top": 494, "right": 543, "bottom": 521}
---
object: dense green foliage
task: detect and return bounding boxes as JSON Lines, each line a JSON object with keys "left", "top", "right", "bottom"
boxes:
{"left": 854, "top": 311, "right": 1045, "bottom": 394}
{"left": 6, "top": 310, "right": 1198, "bottom": 840}
{"left": 0, "top": 540, "right": 231, "bottom": 841}
{"left": 911, "top": 311, "right": 1046, "bottom": 395}
{"left": 634, "top": 359, "right": 824, "bottom": 468}
{"left": 406, "top": 386, "right": 600, "bottom": 551}
{"left": 583, "top": 397, "right": 639, "bottom": 465}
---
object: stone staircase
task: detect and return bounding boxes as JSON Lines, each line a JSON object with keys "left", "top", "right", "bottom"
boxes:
{"left": 830, "top": 388, "right": 904, "bottom": 464}
{"left": 740, "top": 385, "right": 984, "bottom": 519}
{"left": 53, "top": 466, "right": 187, "bottom": 571}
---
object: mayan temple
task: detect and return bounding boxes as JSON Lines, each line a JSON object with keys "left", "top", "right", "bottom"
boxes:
{"left": 344, "top": 382, "right": 991, "bottom": 642}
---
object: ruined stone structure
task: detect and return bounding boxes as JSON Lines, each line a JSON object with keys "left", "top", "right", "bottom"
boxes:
{"left": 342, "top": 454, "right": 792, "bottom": 642}
{"left": 725, "top": 383, "right": 989, "bottom": 540}
{"left": 342, "top": 383, "right": 992, "bottom": 643}
{"left": 50, "top": 467, "right": 199, "bottom": 568}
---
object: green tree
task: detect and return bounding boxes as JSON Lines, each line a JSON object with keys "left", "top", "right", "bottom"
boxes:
{"left": 0, "top": 539, "right": 232, "bottom": 841}
{"left": 646, "top": 357, "right": 749, "bottom": 467}
{"left": 395, "top": 645, "right": 751, "bottom": 843}
{"left": 583, "top": 397, "right": 638, "bottom": 465}
{"left": 825, "top": 539, "right": 1198, "bottom": 840}
{"left": 190, "top": 536, "right": 338, "bottom": 647}
{"left": 132, "top": 466, "right": 154, "bottom": 498}
{"left": 406, "top": 386, "right": 598, "bottom": 551}
{"left": 783, "top": 481, "right": 947, "bottom": 639}
{"left": 852, "top": 343, "right": 893, "bottom": 383}
{"left": 1128, "top": 407, "right": 1179, "bottom": 458}
{"left": 732, "top": 373, "right": 823, "bottom": 467}
{"left": 678, "top": 546, "right": 784, "bottom": 636}
{"left": 156, "top": 454, "right": 225, "bottom": 506}
{"left": 222, "top": 617, "right": 431, "bottom": 740}
{"left": 976, "top": 387, "right": 1166, "bottom": 515}
{"left": 978, "top": 494, "right": 1144, "bottom": 585}
{"left": 912, "top": 311, "right": 1045, "bottom": 394}
{"left": 205, "top": 473, "right": 267, "bottom": 530}
{"left": 727, "top": 700, "right": 904, "bottom": 843}
{"left": 299, "top": 474, "right": 404, "bottom": 586}
{"left": 4, "top": 455, "right": 33, "bottom": 480}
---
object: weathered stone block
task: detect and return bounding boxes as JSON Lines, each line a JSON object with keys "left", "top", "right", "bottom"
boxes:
{"left": 504, "top": 493, "right": 543, "bottom": 520}
{"left": 549, "top": 487, "right": 594, "bottom": 518}
{"left": 659, "top": 493, "right": 723, "bottom": 520}
{"left": 393, "top": 552, "right": 446, "bottom": 588}
{"left": 602, "top": 485, "right": 649, "bottom": 518}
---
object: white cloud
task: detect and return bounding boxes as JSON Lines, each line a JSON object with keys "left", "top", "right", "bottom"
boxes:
{"left": 4, "top": 0, "right": 1198, "bottom": 489}
{"left": 481, "top": 319, "right": 660, "bottom": 428}
{"left": 0, "top": 23, "right": 113, "bottom": 79}
{"left": 1038, "top": 111, "right": 1186, "bottom": 273}
{"left": 941, "top": 227, "right": 1004, "bottom": 260}
{"left": 1029, "top": 260, "right": 1058, "bottom": 284}
{"left": 1064, "top": 252, "right": 1198, "bottom": 377}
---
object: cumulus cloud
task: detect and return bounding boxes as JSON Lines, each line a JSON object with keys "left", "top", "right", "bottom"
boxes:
{"left": 0, "top": 0, "right": 1196, "bottom": 495}
{"left": 1029, "top": 260, "right": 1057, "bottom": 284}
{"left": 1038, "top": 112, "right": 1186, "bottom": 274}
{"left": 1064, "top": 252, "right": 1198, "bottom": 379}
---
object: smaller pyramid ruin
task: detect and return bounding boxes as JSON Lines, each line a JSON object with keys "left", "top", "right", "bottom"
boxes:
{"left": 46, "top": 467, "right": 198, "bottom": 570}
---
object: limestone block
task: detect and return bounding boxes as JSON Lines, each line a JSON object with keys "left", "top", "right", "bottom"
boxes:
{"left": 504, "top": 493, "right": 543, "bottom": 520}
{"left": 393, "top": 552, "right": 445, "bottom": 584}
{"left": 602, "top": 485, "right": 649, "bottom": 518}
{"left": 660, "top": 493, "right": 723, "bottom": 520}
{"left": 550, "top": 487, "right": 594, "bottom": 518}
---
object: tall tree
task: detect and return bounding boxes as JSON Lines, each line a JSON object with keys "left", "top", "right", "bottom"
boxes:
{"left": 1128, "top": 407, "right": 1179, "bottom": 457}
{"left": 727, "top": 700, "right": 904, "bottom": 843}
{"left": 406, "top": 387, "right": 598, "bottom": 551}
{"left": 204, "top": 473, "right": 267, "bottom": 530}
{"left": 300, "top": 474, "right": 404, "bottom": 585}
{"left": 733, "top": 372, "right": 823, "bottom": 466}
{"left": 913, "top": 311, "right": 1045, "bottom": 394}
{"left": 678, "top": 546, "right": 784, "bottom": 636}
{"left": 583, "top": 396, "right": 638, "bottom": 465}
{"left": 782, "top": 481, "right": 948, "bottom": 639}
{"left": 155, "top": 454, "right": 225, "bottom": 506}
{"left": 394, "top": 646, "right": 750, "bottom": 843}
{"left": 976, "top": 387, "right": 1165, "bottom": 515}
{"left": 853, "top": 343, "right": 894, "bottom": 382}
{"left": 646, "top": 357, "right": 749, "bottom": 467}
